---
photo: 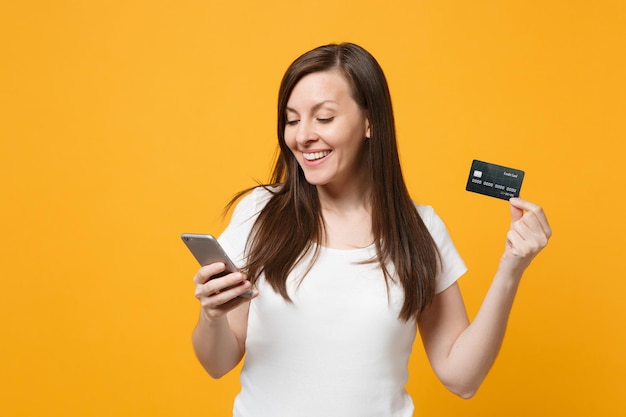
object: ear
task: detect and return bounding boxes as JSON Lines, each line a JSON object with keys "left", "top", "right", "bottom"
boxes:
{"left": 364, "top": 117, "right": 371, "bottom": 139}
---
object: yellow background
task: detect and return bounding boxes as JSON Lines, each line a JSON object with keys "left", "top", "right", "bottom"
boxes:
{"left": 1, "top": 1, "right": 624, "bottom": 416}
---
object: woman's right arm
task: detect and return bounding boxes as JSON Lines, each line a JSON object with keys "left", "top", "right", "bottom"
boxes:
{"left": 191, "top": 262, "right": 258, "bottom": 378}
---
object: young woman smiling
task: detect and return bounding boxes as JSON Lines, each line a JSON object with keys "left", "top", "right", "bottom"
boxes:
{"left": 191, "top": 43, "right": 551, "bottom": 417}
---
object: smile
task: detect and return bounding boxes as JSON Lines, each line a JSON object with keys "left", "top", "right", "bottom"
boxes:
{"left": 303, "top": 151, "right": 331, "bottom": 161}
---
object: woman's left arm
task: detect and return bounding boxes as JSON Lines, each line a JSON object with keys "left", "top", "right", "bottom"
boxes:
{"left": 418, "top": 198, "right": 552, "bottom": 399}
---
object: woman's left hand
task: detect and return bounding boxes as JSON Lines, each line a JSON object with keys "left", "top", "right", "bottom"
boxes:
{"left": 500, "top": 198, "right": 552, "bottom": 275}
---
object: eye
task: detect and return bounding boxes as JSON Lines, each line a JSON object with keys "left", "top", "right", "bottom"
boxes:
{"left": 317, "top": 117, "right": 334, "bottom": 124}
{"left": 285, "top": 119, "right": 299, "bottom": 126}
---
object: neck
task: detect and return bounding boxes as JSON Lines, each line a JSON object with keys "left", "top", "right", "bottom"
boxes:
{"left": 317, "top": 180, "right": 372, "bottom": 213}
{"left": 317, "top": 181, "right": 374, "bottom": 249}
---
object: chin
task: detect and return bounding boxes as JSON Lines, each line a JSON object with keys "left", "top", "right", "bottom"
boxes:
{"left": 302, "top": 177, "right": 327, "bottom": 186}
{"left": 301, "top": 172, "right": 331, "bottom": 186}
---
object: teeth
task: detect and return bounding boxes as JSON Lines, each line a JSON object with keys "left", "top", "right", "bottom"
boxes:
{"left": 303, "top": 151, "right": 330, "bottom": 161}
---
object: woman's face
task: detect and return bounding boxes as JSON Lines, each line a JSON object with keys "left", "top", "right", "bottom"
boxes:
{"left": 284, "top": 70, "right": 371, "bottom": 192}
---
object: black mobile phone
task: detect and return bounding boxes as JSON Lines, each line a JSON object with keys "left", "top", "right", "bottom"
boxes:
{"left": 181, "top": 233, "right": 253, "bottom": 298}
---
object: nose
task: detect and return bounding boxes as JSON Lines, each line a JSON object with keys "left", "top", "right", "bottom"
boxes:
{"left": 295, "top": 120, "right": 319, "bottom": 145}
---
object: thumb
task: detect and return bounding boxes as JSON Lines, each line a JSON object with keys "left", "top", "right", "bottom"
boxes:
{"left": 509, "top": 198, "right": 524, "bottom": 224}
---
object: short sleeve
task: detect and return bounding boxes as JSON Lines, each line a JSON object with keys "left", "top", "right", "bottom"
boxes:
{"left": 416, "top": 205, "right": 467, "bottom": 293}
{"left": 218, "top": 187, "right": 273, "bottom": 269}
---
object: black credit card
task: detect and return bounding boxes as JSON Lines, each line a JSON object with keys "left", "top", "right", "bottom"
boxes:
{"left": 465, "top": 160, "right": 524, "bottom": 200}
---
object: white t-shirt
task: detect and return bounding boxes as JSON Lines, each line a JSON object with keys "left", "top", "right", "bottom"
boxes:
{"left": 218, "top": 187, "right": 467, "bottom": 417}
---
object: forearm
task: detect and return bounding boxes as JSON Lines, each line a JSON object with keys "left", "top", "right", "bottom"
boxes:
{"left": 421, "top": 198, "right": 551, "bottom": 398}
{"left": 442, "top": 266, "right": 523, "bottom": 397}
{"left": 192, "top": 311, "right": 245, "bottom": 379}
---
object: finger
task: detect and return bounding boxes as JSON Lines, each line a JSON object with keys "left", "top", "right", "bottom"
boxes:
{"left": 200, "top": 271, "right": 249, "bottom": 298}
{"left": 195, "top": 276, "right": 234, "bottom": 302}
{"left": 199, "top": 278, "right": 256, "bottom": 312}
{"left": 511, "top": 208, "right": 551, "bottom": 244}
{"left": 506, "top": 228, "right": 524, "bottom": 251}
{"left": 509, "top": 198, "right": 552, "bottom": 238}
{"left": 217, "top": 279, "right": 255, "bottom": 300}
{"left": 505, "top": 229, "right": 538, "bottom": 261}
{"left": 516, "top": 210, "right": 542, "bottom": 235}
{"left": 201, "top": 293, "right": 254, "bottom": 320}
{"left": 193, "top": 262, "right": 226, "bottom": 284}
{"left": 508, "top": 210, "right": 550, "bottom": 254}
{"left": 509, "top": 200, "right": 524, "bottom": 225}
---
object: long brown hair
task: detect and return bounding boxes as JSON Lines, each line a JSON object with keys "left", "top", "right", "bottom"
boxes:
{"left": 235, "top": 43, "right": 440, "bottom": 320}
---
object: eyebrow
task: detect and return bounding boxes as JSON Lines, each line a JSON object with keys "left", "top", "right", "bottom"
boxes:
{"left": 286, "top": 100, "right": 338, "bottom": 114}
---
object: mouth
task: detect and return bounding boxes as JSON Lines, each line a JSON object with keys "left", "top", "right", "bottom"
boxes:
{"left": 302, "top": 150, "right": 331, "bottom": 161}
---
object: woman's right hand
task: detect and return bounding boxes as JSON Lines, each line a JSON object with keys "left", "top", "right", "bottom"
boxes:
{"left": 192, "top": 262, "right": 256, "bottom": 378}
{"left": 193, "top": 262, "right": 257, "bottom": 320}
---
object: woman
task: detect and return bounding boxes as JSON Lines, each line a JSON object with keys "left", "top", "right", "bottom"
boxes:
{"left": 192, "top": 43, "right": 551, "bottom": 416}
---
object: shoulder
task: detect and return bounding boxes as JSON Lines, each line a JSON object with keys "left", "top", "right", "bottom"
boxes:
{"left": 231, "top": 186, "right": 278, "bottom": 220}
{"left": 413, "top": 202, "right": 454, "bottom": 242}
{"left": 414, "top": 203, "right": 434, "bottom": 220}
{"left": 413, "top": 203, "right": 437, "bottom": 229}
{"left": 413, "top": 202, "right": 467, "bottom": 292}
{"left": 218, "top": 186, "right": 279, "bottom": 265}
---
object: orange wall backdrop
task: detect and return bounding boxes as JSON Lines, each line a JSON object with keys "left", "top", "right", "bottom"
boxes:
{"left": 1, "top": 1, "right": 625, "bottom": 416}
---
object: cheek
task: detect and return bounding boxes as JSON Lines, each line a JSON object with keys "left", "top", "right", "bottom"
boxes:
{"left": 283, "top": 128, "right": 296, "bottom": 148}
{"left": 283, "top": 133, "right": 300, "bottom": 159}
